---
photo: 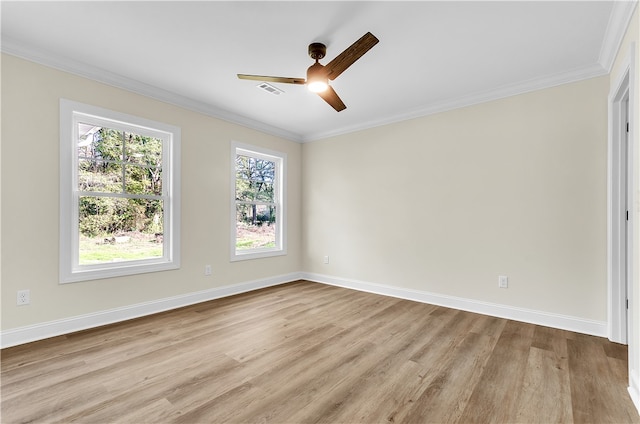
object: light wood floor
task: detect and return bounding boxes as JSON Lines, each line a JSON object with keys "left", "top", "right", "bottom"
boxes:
{"left": 2, "top": 280, "right": 638, "bottom": 423}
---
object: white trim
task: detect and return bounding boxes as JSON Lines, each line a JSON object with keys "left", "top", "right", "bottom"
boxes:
{"left": 0, "top": 35, "right": 617, "bottom": 145}
{"left": 608, "top": 42, "right": 639, "bottom": 416}
{"left": 301, "top": 272, "right": 608, "bottom": 337}
{"left": 608, "top": 55, "right": 632, "bottom": 344}
{"left": 0, "top": 272, "right": 610, "bottom": 348}
{"left": 1, "top": 37, "right": 302, "bottom": 143}
{"left": 230, "top": 141, "right": 287, "bottom": 262}
{"left": 301, "top": 64, "right": 608, "bottom": 142}
{"left": 59, "top": 99, "right": 181, "bottom": 283}
{"left": 630, "top": 372, "right": 640, "bottom": 414}
{"left": 599, "top": 1, "right": 639, "bottom": 73}
{"left": 0, "top": 272, "right": 302, "bottom": 349}
{"left": 626, "top": 40, "right": 640, "bottom": 416}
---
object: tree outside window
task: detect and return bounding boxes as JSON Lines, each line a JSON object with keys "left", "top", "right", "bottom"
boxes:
{"left": 60, "top": 99, "right": 180, "bottom": 283}
{"left": 232, "top": 143, "right": 285, "bottom": 261}
{"left": 77, "top": 126, "right": 164, "bottom": 264}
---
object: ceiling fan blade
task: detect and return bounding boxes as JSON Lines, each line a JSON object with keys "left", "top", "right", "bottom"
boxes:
{"left": 325, "top": 32, "right": 379, "bottom": 81}
{"left": 237, "top": 74, "right": 306, "bottom": 85}
{"left": 317, "top": 86, "right": 346, "bottom": 112}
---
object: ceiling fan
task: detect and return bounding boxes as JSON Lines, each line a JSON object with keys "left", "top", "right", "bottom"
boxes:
{"left": 237, "top": 32, "right": 379, "bottom": 112}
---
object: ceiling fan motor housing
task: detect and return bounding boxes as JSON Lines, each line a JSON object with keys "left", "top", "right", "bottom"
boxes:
{"left": 308, "top": 42, "right": 326, "bottom": 60}
{"left": 307, "top": 62, "right": 326, "bottom": 79}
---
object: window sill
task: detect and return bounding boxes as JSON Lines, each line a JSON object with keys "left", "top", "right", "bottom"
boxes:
{"left": 230, "top": 249, "right": 286, "bottom": 262}
{"left": 61, "top": 260, "right": 180, "bottom": 284}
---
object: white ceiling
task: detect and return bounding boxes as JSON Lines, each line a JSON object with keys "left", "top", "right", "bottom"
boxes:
{"left": 1, "top": 1, "right": 636, "bottom": 142}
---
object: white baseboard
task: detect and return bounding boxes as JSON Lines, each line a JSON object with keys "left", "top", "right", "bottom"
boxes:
{"left": 630, "top": 372, "right": 640, "bottom": 415}
{"left": 302, "top": 272, "right": 608, "bottom": 337}
{"left": 0, "top": 272, "right": 302, "bottom": 349}
{"left": 1, "top": 271, "right": 609, "bottom": 348}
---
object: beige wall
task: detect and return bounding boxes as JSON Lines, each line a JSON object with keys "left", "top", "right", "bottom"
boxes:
{"left": 302, "top": 76, "right": 609, "bottom": 321}
{"left": 1, "top": 54, "right": 302, "bottom": 330}
{"left": 0, "top": 46, "right": 617, "bottom": 332}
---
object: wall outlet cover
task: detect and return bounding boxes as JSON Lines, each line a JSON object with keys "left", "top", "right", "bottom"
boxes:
{"left": 498, "top": 275, "right": 509, "bottom": 289}
{"left": 17, "top": 289, "right": 30, "bottom": 305}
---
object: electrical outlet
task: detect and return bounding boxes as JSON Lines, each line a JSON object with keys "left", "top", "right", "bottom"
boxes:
{"left": 498, "top": 275, "right": 509, "bottom": 289}
{"left": 17, "top": 289, "right": 30, "bottom": 305}
{"left": 205, "top": 265, "right": 212, "bottom": 276}
{"left": 323, "top": 255, "right": 329, "bottom": 264}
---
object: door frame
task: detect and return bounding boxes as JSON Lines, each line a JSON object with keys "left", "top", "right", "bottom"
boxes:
{"left": 608, "top": 39, "right": 639, "bottom": 415}
{"left": 608, "top": 64, "right": 631, "bottom": 345}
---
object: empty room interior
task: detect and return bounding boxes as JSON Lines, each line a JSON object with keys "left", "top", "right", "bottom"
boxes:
{"left": 2, "top": 1, "right": 640, "bottom": 422}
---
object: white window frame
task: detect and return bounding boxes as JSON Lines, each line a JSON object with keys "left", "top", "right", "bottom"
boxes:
{"left": 60, "top": 99, "right": 180, "bottom": 283}
{"left": 231, "top": 141, "right": 286, "bottom": 261}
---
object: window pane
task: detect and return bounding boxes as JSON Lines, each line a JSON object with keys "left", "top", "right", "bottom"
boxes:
{"left": 236, "top": 179, "right": 256, "bottom": 201}
{"left": 236, "top": 155, "right": 275, "bottom": 202}
{"left": 255, "top": 182, "right": 274, "bottom": 202}
{"left": 236, "top": 155, "right": 251, "bottom": 180}
{"left": 78, "top": 196, "right": 164, "bottom": 265}
{"left": 125, "top": 132, "right": 162, "bottom": 166}
{"left": 236, "top": 155, "right": 275, "bottom": 183}
{"left": 77, "top": 123, "right": 104, "bottom": 159}
{"left": 236, "top": 204, "right": 276, "bottom": 250}
{"left": 125, "top": 164, "right": 162, "bottom": 196}
{"left": 254, "top": 159, "right": 275, "bottom": 183}
{"left": 89, "top": 127, "right": 124, "bottom": 161}
{"left": 78, "top": 159, "right": 122, "bottom": 193}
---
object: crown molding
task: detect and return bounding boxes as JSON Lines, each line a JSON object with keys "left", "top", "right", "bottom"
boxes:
{"left": 300, "top": 1, "right": 638, "bottom": 142}
{"left": 1, "top": 37, "right": 303, "bottom": 143}
{"left": 3, "top": 3, "right": 626, "bottom": 146}
{"left": 598, "top": 0, "right": 638, "bottom": 73}
{"left": 302, "top": 63, "right": 608, "bottom": 142}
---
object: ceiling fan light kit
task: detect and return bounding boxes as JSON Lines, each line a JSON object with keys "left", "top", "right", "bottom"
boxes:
{"left": 238, "top": 32, "right": 379, "bottom": 111}
{"left": 306, "top": 62, "right": 328, "bottom": 93}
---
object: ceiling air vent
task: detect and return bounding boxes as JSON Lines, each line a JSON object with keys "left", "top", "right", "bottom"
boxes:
{"left": 257, "top": 82, "right": 284, "bottom": 96}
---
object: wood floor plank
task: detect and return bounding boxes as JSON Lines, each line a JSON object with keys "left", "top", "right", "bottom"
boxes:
{"left": 227, "top": 337, "right": 379, "bottom": 423}
{"left": 609, "top": 356, "right": 631, "bottom": 383}
{"left": 1, "top": 357, "right": 89, "bottom": 398}
{"left": 1, "top": 366, "right": 110, "bottom": 423}
{"left": 469, "top": 314, "right": 508, "bottom": 339}
{"left": 65, "top": 353, "right": 243, "bottom": 423}
{"left": 457, "top": 320, "right": 536, "bottom": 423}
{"left": 336, "top": 358, "right": 424, "bottom": 423}
{"left": 117, "top": 397, "right": 182, "bottom": 423}
{"left": 531, "top": 323, "right": 572, "bottom": 354}
{"left": 514, "top": 346, "right": 574, "bottom": 423}
{"left": 568, "top": 337, "right": 639, "bottom": 423}
{"left": 325, "top": 307, "right": 460, "bottom": 423}
{"left": 400, "top": 331, "right": 499, "bottom": 424}
{"left": 604, "top": 339, "right": 629, "bottom": 360}
{"left": 408, "top": 309, "right": 480, "bottom": 366}
{"left": 285, "top": 301, "right": 445, "bottom": 423}
{"left": 1, "top": 280, "right": 638, "bottom": 424}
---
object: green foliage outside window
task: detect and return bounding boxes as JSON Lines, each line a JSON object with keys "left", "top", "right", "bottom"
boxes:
{"left": 77, "top": 126, "right": 163, "bottom": 256}
{"left": 235, "top": 155, "right": 275, "bottom": 225}
{"left": 235, "top": 154, "right": 277, "bottom": 250}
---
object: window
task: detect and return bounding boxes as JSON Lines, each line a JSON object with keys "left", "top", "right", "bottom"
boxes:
{"left": 231, "top": 142, "right": 286, "bottom": 261}
{"left": 60, "top": 99, "right": 180, "bottom": 283}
